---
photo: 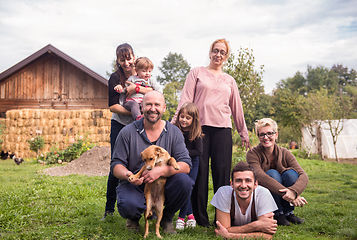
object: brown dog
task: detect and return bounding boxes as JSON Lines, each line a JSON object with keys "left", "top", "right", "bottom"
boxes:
{"left": 128, "top": 145, "right": 180, "bottom": 238}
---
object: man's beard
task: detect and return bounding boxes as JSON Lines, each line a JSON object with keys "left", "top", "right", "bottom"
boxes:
{"left": 144, "top": 110, "right": 162, "bottom": 123}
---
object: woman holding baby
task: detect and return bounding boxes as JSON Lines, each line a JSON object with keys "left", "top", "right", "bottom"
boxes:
{"left": 102, "top": 43, "right": 154, "bottom": 220}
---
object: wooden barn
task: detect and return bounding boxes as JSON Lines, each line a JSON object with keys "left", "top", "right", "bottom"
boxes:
{"left": 0, "top": 44, "right": 109, "bottom": 117}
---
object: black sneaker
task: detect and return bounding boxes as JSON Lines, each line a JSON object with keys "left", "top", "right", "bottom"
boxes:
{"left": 101, "top": 210, "right": 114, "bottom": 221}
{"left": 274, "top": 214, "right": 290, "bottom": 226}
{"left": 286, "top": 214, "right": 304, "bottom": 224}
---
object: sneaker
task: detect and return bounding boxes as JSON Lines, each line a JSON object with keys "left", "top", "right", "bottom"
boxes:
{"left": 274, "top": 214, "right": 290, "bottom": 226}
{"left": 286, "top": 213, "right": 304, "bottom": 224}
{"left": 175, "top": 218, "right": 185, "bottom": 230}
{"left": 160, "top": 221, "right": 177, "bottom": 234}
{"left": 126, "top": 219, "right": 140, "bottom": 232}
{"left": 101, "top": 210, "right": 113, "bottom": 221}
{"left": 186, "top": 219, "right": 196, "bottom": 228}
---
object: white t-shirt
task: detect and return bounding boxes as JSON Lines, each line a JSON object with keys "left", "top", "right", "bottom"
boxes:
{"left": 210, "top": 185, "right": 277, "bottom": 226}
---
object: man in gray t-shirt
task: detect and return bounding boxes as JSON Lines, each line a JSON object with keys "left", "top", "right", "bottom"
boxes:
{"left": 211, "top": 161, "right": 278, "bottom": 239}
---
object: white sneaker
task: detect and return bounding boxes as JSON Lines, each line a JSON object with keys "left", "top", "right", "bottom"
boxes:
{"left": 186, "top": 219, "right": 196, "bottom": 228}
{"left": 175, "top": 218, "right": 185, "bottom": 230}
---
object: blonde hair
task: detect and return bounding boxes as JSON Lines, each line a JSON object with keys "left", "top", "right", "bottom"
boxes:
{"left": 209, "top": 39, "right": 231, "bottom": 57}
{"left": 255, "top": 118, "right": 278, "bottom": 136}
{"left": 135, "top": 57, "right": 154, "bottom": 71}
{"left": 174, "top": 102, "right": 203, "bottom": 142}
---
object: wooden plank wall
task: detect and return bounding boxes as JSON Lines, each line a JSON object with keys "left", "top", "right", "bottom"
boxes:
{"left": 0, "top": 53, "right": 108, "bottom": 105}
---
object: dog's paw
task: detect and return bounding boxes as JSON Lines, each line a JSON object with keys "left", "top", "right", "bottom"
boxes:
{"left": 128, "top": 176, "right": 136, "bottom": 182}
{"left": 174, "top": 165, "right": 180, "bottom": 170}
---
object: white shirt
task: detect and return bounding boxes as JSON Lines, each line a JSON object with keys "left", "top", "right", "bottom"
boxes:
{"left": 211, "top": 185, "right": 277, "bottom": 226}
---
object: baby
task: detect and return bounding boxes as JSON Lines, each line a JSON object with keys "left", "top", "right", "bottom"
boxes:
{"left": 115, "top": 57, "right": 159, "bottom": 120}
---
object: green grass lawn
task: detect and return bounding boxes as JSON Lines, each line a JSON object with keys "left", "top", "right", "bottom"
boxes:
{"left": 0, "top": 157, "right": 356, "bottom": 239}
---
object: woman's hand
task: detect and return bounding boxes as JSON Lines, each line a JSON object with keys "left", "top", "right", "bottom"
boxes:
{"left": 242, "top": 139, "right": 252, "bottom": 151}
{"left": 291, "top": 196, "right": 308, "bottom": 207}
{"left": 279, "top": 188, "right": 297, "bottom": 202}
{"left": 126, "top": 81, "right": 136, "bottom": 97}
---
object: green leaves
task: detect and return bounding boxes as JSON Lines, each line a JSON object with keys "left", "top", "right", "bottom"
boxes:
{"left": 158, "top": 52, "right": 191, "bottom": 121}
{"left": 223, "top": 47, "right": 265, "bottom": 130}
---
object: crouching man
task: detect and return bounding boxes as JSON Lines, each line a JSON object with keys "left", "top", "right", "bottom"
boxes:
{"left": 211, "top": 161, "right": 278, "bottom": 239}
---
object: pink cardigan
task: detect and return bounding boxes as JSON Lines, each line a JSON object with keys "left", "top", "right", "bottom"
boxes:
{"left": 172, "top": 67, "right": 249, "bottom": 141}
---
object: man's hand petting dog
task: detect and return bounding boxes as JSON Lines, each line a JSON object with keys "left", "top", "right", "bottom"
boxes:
{"left": 141, "top": 168, "right": 163, "bottom": 184}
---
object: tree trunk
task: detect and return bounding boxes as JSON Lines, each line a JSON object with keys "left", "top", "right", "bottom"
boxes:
{"left": 317, "top": 126, "right": 324, "bottom": 160}
{"left": 333, "top": 142, "right": 339, "bottom": 162}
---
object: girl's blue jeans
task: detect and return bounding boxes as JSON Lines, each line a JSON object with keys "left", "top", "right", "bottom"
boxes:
{"left": 178, "top": 156, "right": 199, "bottom": 219}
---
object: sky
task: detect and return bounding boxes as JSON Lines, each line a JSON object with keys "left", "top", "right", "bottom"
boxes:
{"left": 0, "top": 0, "right": 356, "bottom": 94}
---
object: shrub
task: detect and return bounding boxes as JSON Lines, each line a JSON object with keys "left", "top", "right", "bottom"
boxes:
{"left": 291, "top": 149, "right": 321, "bottom": 160}
{"left": 27, "top": 130, "right": 45, "bottom": 159}
{"left": 38, "top": 135, "right": 96, "bottom": 164}
{"left": 232, "top": 131, "right": 259, "bottom": 167}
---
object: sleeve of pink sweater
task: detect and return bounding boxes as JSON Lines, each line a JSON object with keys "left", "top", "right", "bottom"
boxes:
{"left": 229, "top": 80, "right": 249, "bottom": 141}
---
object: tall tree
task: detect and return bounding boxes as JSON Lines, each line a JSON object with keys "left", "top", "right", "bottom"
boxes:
{"left": 306, "top": 65, "right": 339, "bottom": 94}
{"left": 223, "top": 47, "right": 265, "bottom": 129}
{"left": 331, "top": 64, "right": 357, "bottom": 88}
{"left": 157, "top": 52, "right": 191, "bottom": 120}
{"left": 106, "top": 59, "right": 116, "bottom": 78}
{"left": 248, "top": 93, "right": 275, "bottom": 131}
{"left": 276, "top": 71, "right": 307, "bottom": 95}
{"left": 272, "top": 88, "right": 303, "bottom": 142}
{"left": 298, "top": 89, "right": 354, "bottom": 162}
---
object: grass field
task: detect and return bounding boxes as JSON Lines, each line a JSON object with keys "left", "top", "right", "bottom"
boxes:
{"left": 1, "top": 156, "right": 357, "bottom": 239}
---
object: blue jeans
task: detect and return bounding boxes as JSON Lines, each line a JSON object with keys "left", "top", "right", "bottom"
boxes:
{"left": 117, "top": 173, "right": 194, "bottom": 222}
{"left": 178, "top": 156, "right": 199, "bottom": 219}
{"left": 265, "top": 169, "right": 299, "bottom": 215}
{"left": 104, "top": 120, "right": 126, "bottom": 212}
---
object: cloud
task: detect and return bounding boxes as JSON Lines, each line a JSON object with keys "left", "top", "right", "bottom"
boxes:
{"left": 0, "top": 0, "right": 356, "bottom": 94}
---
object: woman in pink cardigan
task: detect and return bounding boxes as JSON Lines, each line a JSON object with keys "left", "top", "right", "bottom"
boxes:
{"left": 172, "top": 39, "right": 251, "bottom": 227}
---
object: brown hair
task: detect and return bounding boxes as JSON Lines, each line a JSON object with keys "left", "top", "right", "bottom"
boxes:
{"left": 209, "top": 39, "right": 231, "bottom": 58}
{"left": 135, "top": 57, "right": 154, "bottom": 71}
{"left": 174, "top": 102, "right": 203, "bottom": 142}
{"left": 115, "top": 43, "right": 134, "bottom": 71}
{"left": 231, "top": 161, "right": 257, "bottom": 182}
{"left": 114, "top": 43, "right": 134, "bottom": 86}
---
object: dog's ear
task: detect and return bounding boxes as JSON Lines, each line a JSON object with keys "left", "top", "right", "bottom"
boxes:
{"left": 154, "top": 146, "right": 162, "bottom": 156}
{"left": 140, "top": 152, "right": 145, "bottom": 161}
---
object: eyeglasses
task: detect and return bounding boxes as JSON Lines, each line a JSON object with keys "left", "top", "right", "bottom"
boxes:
{"left": 212, "top": 48, "right": 227, "bottom": 56}
{"left": 258, "top": 132, "right": 276, "bottom": 138}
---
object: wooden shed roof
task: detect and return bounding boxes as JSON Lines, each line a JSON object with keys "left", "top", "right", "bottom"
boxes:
{"left": 0, "top": 44, "right": 108, "bottom": 86}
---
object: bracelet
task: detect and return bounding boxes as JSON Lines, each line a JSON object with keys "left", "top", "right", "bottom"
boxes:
{"left": 135, "top": 84, "right": 140, "bottom": 93}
